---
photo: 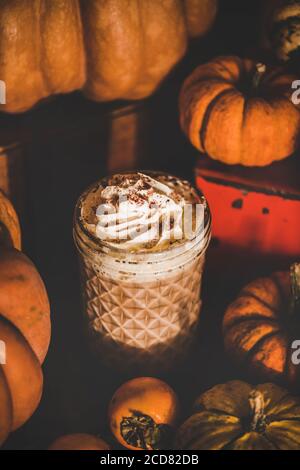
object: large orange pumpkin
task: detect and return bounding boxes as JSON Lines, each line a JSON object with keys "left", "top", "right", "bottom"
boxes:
{"left": 223, "top": 264, "right": 300, "bottom": 388}
{"left": 0, "top": 248, "right": 51, "bottom": 446}
{"left": 179, "top": 55, "right": 300, "bottom": 166}
{"left": 0, "top": 0, "right": 218, "bottom": 113}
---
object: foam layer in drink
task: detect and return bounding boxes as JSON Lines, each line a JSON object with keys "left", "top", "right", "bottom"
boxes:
{"left": 80, "top": 172, "right": 205, "bottom": 252}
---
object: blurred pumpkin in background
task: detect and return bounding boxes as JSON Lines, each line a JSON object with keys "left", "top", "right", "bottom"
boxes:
{"left": 0, "top": 195, "right": 51, "bottom": 446}
{"left": 176, "top": 380, "right": 300, "bottom": 450}
{"left": 261, "top": 0, "right": 300, "bottom": 62}
{"left": 179, "top": 55, "right": 300, "bottom": 166}
{"left": 49, "top": 433, "right": 110, "bottom": 450}
{"left": 223, "top": 264, "right": 300, "bottom": 388}
{"left": 0, "top": 0, "right": 218, "bottom": 113}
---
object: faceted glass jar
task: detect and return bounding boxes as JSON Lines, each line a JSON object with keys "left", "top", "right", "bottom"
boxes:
{"left": 73, "top": 172, "right": 211, "bottom": 374}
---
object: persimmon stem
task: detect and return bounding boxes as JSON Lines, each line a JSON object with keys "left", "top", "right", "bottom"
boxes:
{"left": 290, "top": 263, "right": 300, "bottom": 315}
{"left": 253, "top": 63, "right": 266, "bottom": 88}
{"left": 249, "top": 390, "right": 266, "bottom": 433}
{"left": 120, "top": 412, "right": 170, "bottom": 450}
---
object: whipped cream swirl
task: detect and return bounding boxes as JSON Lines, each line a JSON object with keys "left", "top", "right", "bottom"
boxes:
{"left": 94, "top": 173, "right": 197, "bottom": 250}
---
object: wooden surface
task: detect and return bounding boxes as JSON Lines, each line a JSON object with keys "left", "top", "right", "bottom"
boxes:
{"left": 1, "top": 0, "right": 296, "bottom": 450}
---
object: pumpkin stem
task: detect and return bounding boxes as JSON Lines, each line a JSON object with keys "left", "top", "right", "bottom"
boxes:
{"left": 290, "top": 263, "right": 300, "bottom": 315}
{"left": 253, "top": 63, "right": 266, "bottom": 88}
{"left": 249, "top": 390, "right": 267, "bottom": 433}
{"left": 120, "top": 411, "right": 171, "bottom": 450}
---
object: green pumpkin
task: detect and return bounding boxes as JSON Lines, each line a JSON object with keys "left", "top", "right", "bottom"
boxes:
{"left": 176, "top": 381, "right": 300, "bottom": 450}
{"left": 262, "top": 0, "right": 300, "bottom": 61}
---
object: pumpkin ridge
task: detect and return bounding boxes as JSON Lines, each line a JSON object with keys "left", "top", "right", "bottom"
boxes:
{"left": 268, "top": 415, "right": 300, "bottom": 425}
{"left": 0, "top": 314, "right": 43, "bottom": 430}
{"left": 193, "top": 404, "right": 237, "bottom": 419}
{"left": 177, "top": 411, "right": 241, "bottom": 450}
{"left": 242, "top": 330, "right": 282, "bottom": 365}
{"left": 199, "top": 88, "right": 237, "bottom": 153}
{"left": 224, "top": 313, "right": 280, "bottom": 332}
{"left": 241, "top": 94, "right": 249, "bottom": 130}
{"left": 189, "top": 77, "right": 235, "bottom": 88}
{"left": 262, "top": 66, "right": 290, "bottom": 88}
{"left": 221, "top": 430, "right": 257, "bottom": 450}
{"left": 212, "top": 56, "right": 242, "bottom": 82}
{"left": 0, "top": 312, "right": 40, "bottom": 363}
{"left": 234, "top": 57, "right": 248, "bottom": 98}
{"left": 256, "top": 432, "right": 281, "bottom": 450}
{"left": 240, "top": 289, "right": 280, "bottom": 312}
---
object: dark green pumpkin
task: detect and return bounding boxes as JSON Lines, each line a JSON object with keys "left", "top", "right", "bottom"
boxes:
{"left": 176, "top": 381, "right": 300, "bottom": 450}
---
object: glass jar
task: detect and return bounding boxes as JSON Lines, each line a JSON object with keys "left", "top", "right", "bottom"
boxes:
{"left": 74, "top": 172, "right": 211, "bottom": 374}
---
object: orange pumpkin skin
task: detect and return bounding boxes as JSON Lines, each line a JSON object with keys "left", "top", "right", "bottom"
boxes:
{"left": 183, "top": 0, "right": 218, "bottom": 39}
{"left": 0, "top": 248, "right": 51, "bottom": 364}
{"left": 0, "top": 367, "right": 12, "bottom": 446}
{"left": 223, "top": 270, "right": 300, "bottom": 387}
{"left": 179, "top": 55, "right": 300, "bottom": 166}
{"left": 49, "top": 434, "right": 110, "bottom": 450}
{"left": 0, "top": 191, "right": 21, "bottom": 250}
{"left": 108, "top": 377, "right": 179, "bottom": 450}
{"left": 0, "top": 316, "right": 43, "bottom": 430}
{"left": 0, "top": 246, "right": 51, "bottom": 446}
{"left": 0, "top": 0, "right": 218, "bottom": 113}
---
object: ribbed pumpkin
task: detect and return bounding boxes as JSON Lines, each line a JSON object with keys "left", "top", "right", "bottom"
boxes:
{"left": 223, "top": 264, "right": 300, "bottom": 388}
{"left": 179, "top": 55, "right": 300, "bottom": 166}
{"left": 0, "top": 0, "right": 218, "bottom": 113}
{"left": 0, "top": 248, "right": 51, "bottom": 446}
{"left": 0, "top": 191, "right": 21, "bottom": 250}
{"left": 262, "top": 0, "right": 300, "bottom": 62}
{"left": 176, "top": 380, "right": 300, "bottom": 450}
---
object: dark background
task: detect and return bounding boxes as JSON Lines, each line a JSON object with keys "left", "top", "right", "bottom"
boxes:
{"left": 1, "top": 0, "right": 295, "bottom": 450}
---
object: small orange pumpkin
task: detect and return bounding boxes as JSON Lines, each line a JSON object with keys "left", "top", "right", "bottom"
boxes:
{"left": 49, "top": 433, "right": 110, "bottom": 450}
{"left": 179, "top": 55, "right": 300, "bottom": 166}
{"left": 108, "top": 377, "right": 179, "bottom": 450}
{"left": 223, "top": 263, "right": 300, "bottom": 388}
